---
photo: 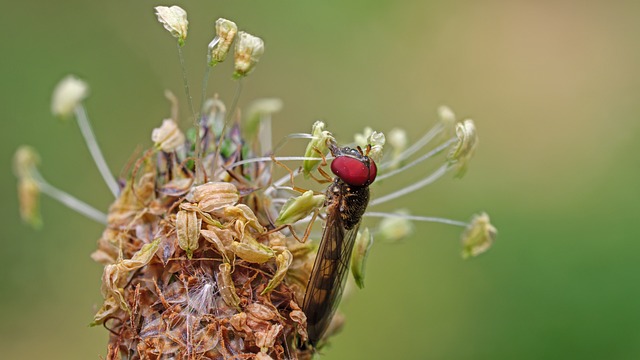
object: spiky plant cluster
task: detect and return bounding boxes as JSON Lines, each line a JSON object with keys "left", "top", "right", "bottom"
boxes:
{"left": 13, "top": 5, "right": 497, "bottom": 360}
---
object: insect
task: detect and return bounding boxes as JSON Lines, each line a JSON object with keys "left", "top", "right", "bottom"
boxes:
{"left": 302, "top": 141, "right": 377, "bottom": 347}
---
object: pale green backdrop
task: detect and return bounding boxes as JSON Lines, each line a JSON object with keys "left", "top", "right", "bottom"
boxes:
{"left": 2, "top": 1, "right": 639, "bottom": 359}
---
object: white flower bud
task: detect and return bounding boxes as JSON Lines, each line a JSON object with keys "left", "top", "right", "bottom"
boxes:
{"left": 438, "top": 105, "right": 456, "bottom": 128}
{"left": 387, "top": 128, "right": 407, "bottom": 168}
{"left": 387, "top": 128, "right": 407, "bottom": 151}
{"left": 51, "top": 75, "right": 89, "bottom": 118}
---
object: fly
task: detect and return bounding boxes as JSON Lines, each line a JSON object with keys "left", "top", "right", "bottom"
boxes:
{"left": 301, "top": 141, "right": 378, "bottom": 347}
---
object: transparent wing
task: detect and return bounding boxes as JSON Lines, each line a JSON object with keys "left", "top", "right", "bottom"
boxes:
{"left": 302, "top": 205, "right": 361, "bottom": 345}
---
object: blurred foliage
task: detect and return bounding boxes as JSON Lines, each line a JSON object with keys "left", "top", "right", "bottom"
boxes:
{"left": 1, "top": 1, "right": 640, "bottom": 359}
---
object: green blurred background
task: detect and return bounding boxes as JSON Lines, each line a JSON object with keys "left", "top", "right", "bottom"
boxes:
{"left": 2, "top": 1, "right": 639, "bottom": 359}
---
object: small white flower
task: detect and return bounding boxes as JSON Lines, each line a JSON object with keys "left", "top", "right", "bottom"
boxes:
{"left": 436, "top": 105, "right": 457, "bottom": 139}
{"left": 151, "top": 119, "right": 185, "bottom": 152}
{"left": 367, "top": 130, "right": 385, "bottom": 161}
{"left": 354, "top": 127, "right": 385, "bottom": 161}
{"left": 387, "top": 128, "right": 407, "bottom": 151}
{"left": 51, "top": 75, "right": 89, "bottom": 118}
{"left": 234, "top": 31, "right": 265, "bottom": 78}
{"left": 154, "top": 6, "right": 188, "bottom": 45}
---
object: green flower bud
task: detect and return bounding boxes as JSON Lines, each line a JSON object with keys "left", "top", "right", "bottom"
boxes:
{"left": 275, "top": 190, "right": 325, "bottom": 226}
{"left": 303, "top": 121, "right": 334, "bottom": 176}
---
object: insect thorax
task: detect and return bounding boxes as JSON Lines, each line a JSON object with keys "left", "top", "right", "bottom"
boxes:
{"left": 326, "top": 178, "right": 370, "bottom": 230}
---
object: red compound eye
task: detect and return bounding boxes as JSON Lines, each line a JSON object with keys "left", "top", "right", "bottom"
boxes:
{"left": 331, "top": 155, "right": 377, "bottom": 186}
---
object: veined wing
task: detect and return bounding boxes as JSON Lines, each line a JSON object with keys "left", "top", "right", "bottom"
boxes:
{"left": 302, "top": 202, "right": 361, "bottom": 346}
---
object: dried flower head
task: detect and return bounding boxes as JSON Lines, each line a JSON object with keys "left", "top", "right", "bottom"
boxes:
{"left": 14, "top": 7, "right": 497, "bottom": 359}
{"left": 51, "top": 75, "right": 88, "bottom": 118}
